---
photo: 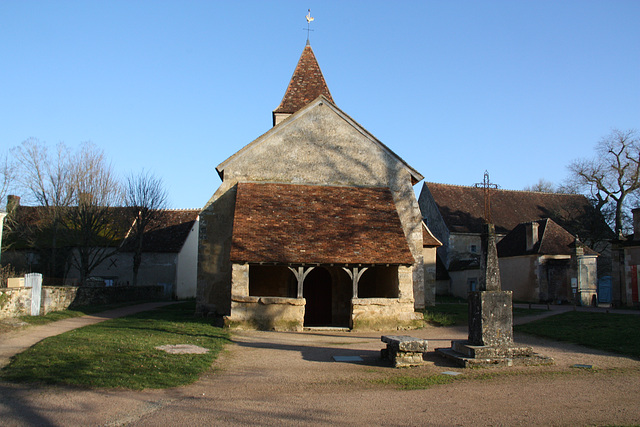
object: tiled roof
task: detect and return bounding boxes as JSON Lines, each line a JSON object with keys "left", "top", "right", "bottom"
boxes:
{"left": 422, "top": 222, "right": 442, "bottom": 247}
{"left": 273, "top": 43, "right": 333, "bottom": 116}
{"left": 5, "top": 205, "right": 132, "bottom": 249}
{"left": 230, "top": 182, "right": 414, "bottom": 265}
{"left": 424, "top": 182, "right": 598, "bottom": 235}
{"left": 5, "top": 205, "right": 198, "bottom": 253}
{"left": 125, "top": 210, "right": 199, "bottom": 253}
{"left": 497, "top": 218, "right": 598, "bottom": 257}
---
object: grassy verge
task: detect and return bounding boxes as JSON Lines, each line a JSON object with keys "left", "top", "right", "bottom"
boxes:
{"left": 374, "top": 374, "right": 458, "bottom": 389}
{"left": 0, "top": 301, "right": 230, "bottom": 389}
{"left": 423, "top": 303, "right": 548, "bottom": 327}
{"left": 515, "top": 311, "right": 640, "bottom": 358}
{"left": 0, "top": 302, "right": 150, "bottom": 333}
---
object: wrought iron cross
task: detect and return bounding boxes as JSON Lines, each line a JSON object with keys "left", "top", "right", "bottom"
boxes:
{"left": 304, "top": 9, "right": 314, "bottom": 43}
{"left": 474, "top": 171, "right": 499, "bottom": 223}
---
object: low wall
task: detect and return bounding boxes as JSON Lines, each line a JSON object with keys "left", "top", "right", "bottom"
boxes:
{"left": 0, "top": 287, "right": 33, "bottom": 319}
{"left": 225, "top": 295, "right": 305, "bottom": 331}
{"left": 351, "top": 298, "right": 424, "bottom": 330}
{"left": 0, "top": 285, "right": 166, "bottom": 319}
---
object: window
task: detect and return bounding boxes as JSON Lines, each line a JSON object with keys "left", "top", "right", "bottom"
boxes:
{"left": 468, "top": 278, "right": 478, "bottom": 292}
{"left": 470, "top": 245, "right": 477, "bottom": 253}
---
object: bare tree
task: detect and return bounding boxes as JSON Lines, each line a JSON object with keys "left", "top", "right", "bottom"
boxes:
{"left": 10, "top": 139, "right": 124, "bottom": 284}
{"left": 523, "top": 178, "right": 557, "bottom": 193}
{"left": 64, "top": 142, "right": 123, "bottom": 285}
{"left": 0, "top": 151, "right": 17, "bottom": 207}
{"left": 567, "top": 129, "right": 640, "bottom": 237}
{"left": 11, "top": 139, "right": 75, "bottom": 281}
{"left": 123, "top": 170, "right": 168, "bottom": 286}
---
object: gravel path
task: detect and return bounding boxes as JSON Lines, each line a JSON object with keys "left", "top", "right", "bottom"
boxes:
{"left": 1, "top": 315, "right": 639, "bottom": 426}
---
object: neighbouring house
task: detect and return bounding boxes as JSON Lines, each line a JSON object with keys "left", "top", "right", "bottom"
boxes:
{"left": 418, "top": 182, "right": 611, "bottom": 299}
{"left": 497, "top": 218, "right": 599, "bottom": 305}
{"left": 85, "top": 209, "right": 199, "bottom": 299}
{"left": 611, "top": 208, "right": 640, "bottom": 307}
{"left": 422, "top": 222, "right": 443, "bottom": 304}
{"left": 196, "top": 42, "right": 428, "bottom": 331}
{"left": 1, "top": 195, "right": 199, "bottom": 299}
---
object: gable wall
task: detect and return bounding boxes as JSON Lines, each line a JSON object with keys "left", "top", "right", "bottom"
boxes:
{"left": 198, "top": 103, "right": 427, "bottom": 312}
{"left": 418, "top": 184, "right": 451, "bottom": 265}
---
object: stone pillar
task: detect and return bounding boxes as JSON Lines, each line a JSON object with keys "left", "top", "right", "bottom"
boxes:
{"left": 469, "top": 223, "right": 513, "bottom": 346}
{"left": 479, "top": 223, "right": 501, "bottom": 291}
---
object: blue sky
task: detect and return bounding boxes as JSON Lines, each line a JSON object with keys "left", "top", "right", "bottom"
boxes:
{"left": 2, "top": 1, "right": 639, "bottom": 208}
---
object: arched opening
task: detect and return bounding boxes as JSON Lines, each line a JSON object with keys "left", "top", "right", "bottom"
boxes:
{"left": 303, "top": 267, "right": 332, "bottom": 326}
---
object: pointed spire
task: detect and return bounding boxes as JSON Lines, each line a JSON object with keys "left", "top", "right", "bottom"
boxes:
{"left": 272, "top": 43, "right": 334, "bottom": 126}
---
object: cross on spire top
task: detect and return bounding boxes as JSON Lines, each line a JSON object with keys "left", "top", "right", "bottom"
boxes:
{"left": 304, "top": 9, "right": 314, "bottom": 44}
{"left": 474, "top": 170, "right": 499, "bottom": 223}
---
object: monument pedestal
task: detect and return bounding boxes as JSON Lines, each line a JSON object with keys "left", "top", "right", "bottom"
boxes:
{"left": 436, "top": 223, "right": 552, "bottom": 368}
{"left": 436, "top": 291, "right": 552, "bottom": 367}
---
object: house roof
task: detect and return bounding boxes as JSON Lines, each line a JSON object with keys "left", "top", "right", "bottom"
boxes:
{"left": 423, "top": 182, "right": 599, "bottom": 235}
{"left": 422, "top": 222, "right": 442, "bottom": 247}
{"left": 229, "top": 182, "right": 415, "bottom": 265}
{"left": 497, "top": 218, "right": 598, "bottom": 257}
{"left": 273, "top": 43, "right": 333, "bottom": 117}
{"left": 5, "top": 204, "right": 198, "bottom": 253}
{"left": 122, "top": 209, "right": 199, "bottom": 253}
{"left": 217, "top": 96, "right": 424, "bottom": 185}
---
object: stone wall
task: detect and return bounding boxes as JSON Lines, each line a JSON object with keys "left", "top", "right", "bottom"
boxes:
{"left": 0, "top": 285, "right": 166, "bottom": 319}
{"left": 351, "top": 298, "right": 424, "bottom": 330}
{"left": 225, "top": 295, "right": 305, "bottom": 331}
{"left": 0, "top": 287, "right": 32, "bottom": 319}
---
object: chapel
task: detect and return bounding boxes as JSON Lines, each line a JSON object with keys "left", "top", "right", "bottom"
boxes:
{"left": 196, "top": 41, "right": 428, "bottom": 330}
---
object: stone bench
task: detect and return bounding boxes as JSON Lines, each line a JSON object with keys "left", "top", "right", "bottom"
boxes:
{"left": 381, "top": 335, "right": 429, "bottom": 367}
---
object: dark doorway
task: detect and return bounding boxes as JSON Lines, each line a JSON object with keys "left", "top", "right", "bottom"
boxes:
{"left": 304, "top": 267, "right": 332, "bottom": 326}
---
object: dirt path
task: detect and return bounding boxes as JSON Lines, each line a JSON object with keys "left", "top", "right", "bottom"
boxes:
{"left": 2, "top": 322, "right": 639, "bottom": 426}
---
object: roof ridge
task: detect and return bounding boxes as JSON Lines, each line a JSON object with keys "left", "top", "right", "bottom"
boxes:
{"left": 424, "top": 181, "right": 580, "bottom": 196}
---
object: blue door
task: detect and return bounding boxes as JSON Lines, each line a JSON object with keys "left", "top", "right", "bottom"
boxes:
{"left": 598, "top": 276, "right": 612, "bottom": 304}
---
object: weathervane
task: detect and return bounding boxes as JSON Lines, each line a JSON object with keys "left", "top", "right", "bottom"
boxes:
{"left": 475, "top": 171, "right": 499, "bottom": 223}
{"left": 304, "top": 9, "right": 314, "bottom": 43}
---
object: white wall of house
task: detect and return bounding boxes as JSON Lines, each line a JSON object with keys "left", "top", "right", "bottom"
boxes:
{"left": 499, "top": 256, "right": 540, "bottom": 302}
{"left": 175, "top": 217, "right": 199, "bottom": 299}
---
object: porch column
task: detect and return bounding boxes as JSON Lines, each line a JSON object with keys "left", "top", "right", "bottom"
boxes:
{"left": 288, "top": 266, "right": 315, "bottom": 298}
{"left": 343, "top": 267, "right": 368, "bottom": 298}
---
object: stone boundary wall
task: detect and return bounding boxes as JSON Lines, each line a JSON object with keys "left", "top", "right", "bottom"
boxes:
{"left": 0, "top": 285, "right": 165, "bottom": 319}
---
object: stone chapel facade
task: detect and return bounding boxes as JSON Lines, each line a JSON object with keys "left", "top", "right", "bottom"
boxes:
{"left": 196, "top": 42, "right": 427, "bottom": 330}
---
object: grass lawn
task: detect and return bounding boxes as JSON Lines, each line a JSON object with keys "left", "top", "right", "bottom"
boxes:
{"left": 0, "top": 301, "right": 230, "bottom": 390}
{"left": 423, "top": 302, "right": 547, "bottom": 326}
{"left": 0, "top": 301, "right": 150, "bottom": 334}
{"left": 515, "top": 311, "right": 640, "bottom": 359}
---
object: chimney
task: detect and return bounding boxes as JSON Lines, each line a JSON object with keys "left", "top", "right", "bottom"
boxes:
{"left": 6, "top": 195, "right": 20, "bottom": 214}
{"left": 633, "top": 208, "right": 640, "bottom": 240}
{"left": 525, "top": 221, "right": 539, "bottom": 252}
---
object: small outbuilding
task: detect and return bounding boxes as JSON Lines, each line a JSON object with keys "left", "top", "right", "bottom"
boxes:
{"left": 497, "top": 218, "right": 599, "bottom": 305}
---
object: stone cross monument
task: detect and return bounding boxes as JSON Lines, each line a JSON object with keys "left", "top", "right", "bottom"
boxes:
{"left": 436, "top": 174, "right": 552, "bottom": 367}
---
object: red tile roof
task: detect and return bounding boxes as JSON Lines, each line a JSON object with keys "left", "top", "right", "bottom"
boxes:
{"left": 6, "top": 205, "right": 198, "bottom": 253}
{"left": 129, "top": 210, "right": 199, "bottom": 253}
{"left": 424, "top": 182, "right": 599, "bottom": 235}
{"left": 230, "top": 182, "right": 414, "bottom": 265}
{"left": 422, "top": 222, "right": 442, "bottom": 247}
{"left": 497, "top": 218, "right": 598, "bottom": 257}
{"left": 273, "top": 44, "right": 333, "bottom": 116}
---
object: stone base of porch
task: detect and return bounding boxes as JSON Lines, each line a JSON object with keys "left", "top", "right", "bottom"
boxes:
{"left": 225, "top": 295, "right": 306, "bottom": 331}
{"left": 351, "top": 298, "right": 424, "bottom": 330}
